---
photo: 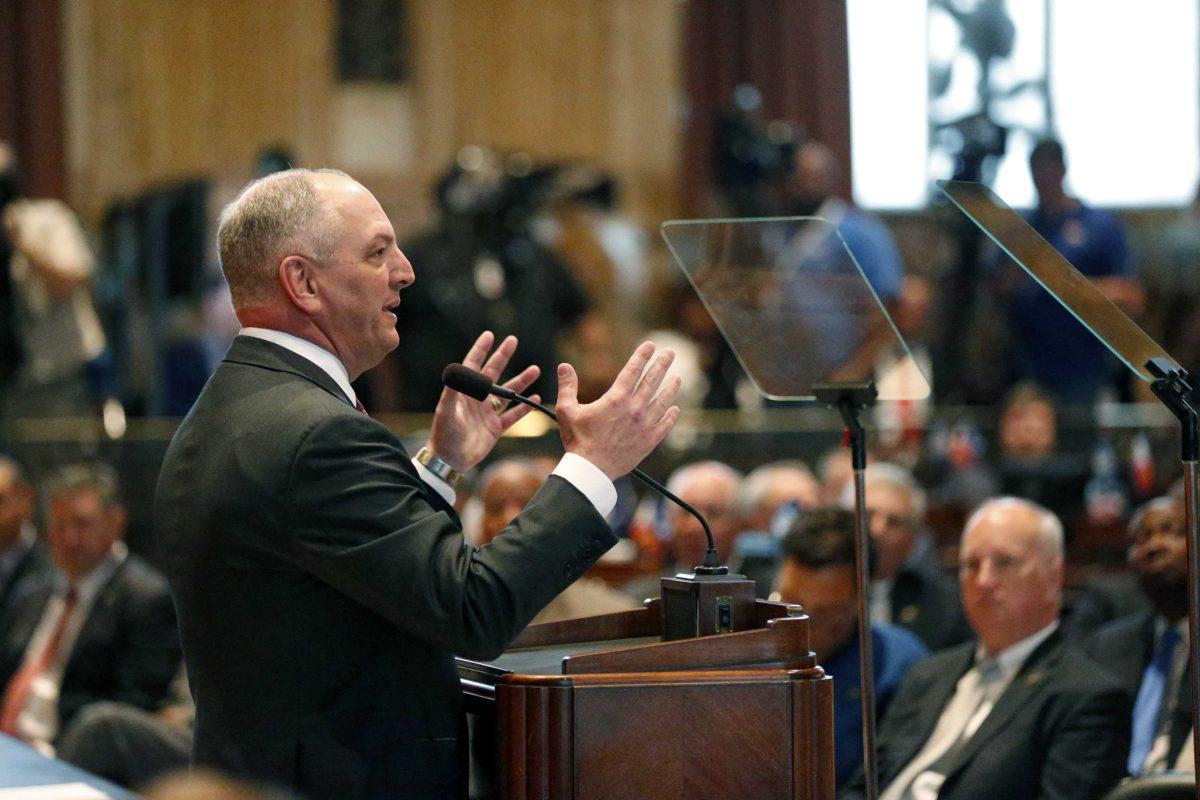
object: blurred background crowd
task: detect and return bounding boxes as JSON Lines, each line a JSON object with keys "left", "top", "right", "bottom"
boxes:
{"left": 3, "top": 0, "right": 1200, "bottom": 796}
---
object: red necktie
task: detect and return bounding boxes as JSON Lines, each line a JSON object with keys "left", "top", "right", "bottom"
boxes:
{"left": 354, "top": 399, "right": 367, "bottom": 415}
{"left": 0, "top": 588, "right": 78, "bottom": 736}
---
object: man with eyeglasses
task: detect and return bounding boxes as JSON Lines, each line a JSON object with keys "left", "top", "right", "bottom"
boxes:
{"left": 861, "top": 463, "right": 970, "bottom": 652}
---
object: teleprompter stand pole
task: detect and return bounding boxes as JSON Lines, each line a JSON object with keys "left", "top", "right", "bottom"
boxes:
{"left": 1146, "top": 358, "right": 1200, "bottom": 784}
{"left": 813, "top": 380, "right": 879, "bottom": 800}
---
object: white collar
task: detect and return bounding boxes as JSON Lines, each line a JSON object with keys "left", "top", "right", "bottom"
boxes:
{"left": 239, "top": 327, "right": 356, "bottom": 407}
{"left": 977, "top": 620, "right": 1059, "bottom": 679}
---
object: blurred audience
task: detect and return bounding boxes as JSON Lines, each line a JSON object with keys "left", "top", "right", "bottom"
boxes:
{"left": 1002, "top": 137, "right": 1144, "bottom": 405}
{"left": 661, "top": 460, "right": 744, "bottom": 571}
{"left": 781, "top": 140, "right": 904, "bottom": 306}
{"left": 924, "top": 383, "right": 1091, "bottom": 533}
{"left": 624, "top": 460, "right": 743, "bottom": 602}
{"left": 860, "top": 463, "right": 971, "bottom": 652}
{"left": 0, "top": 456, "right": 52, "bottom": 626}
{"left": 1065, "top": 502, "right": 1157, "bottom": 639}
{"left": 1083, "top": 495, "right": 1190, "bottom": 776}
{"left": 381, "top": 148, "right": 604, "bottom": 411}
{"left": 57, "top": 689, "right": 193, "bottom": 790}
{"left": 0, "top": 141, "right": 110, "bottom": 420}
{"left": 733, "top": 460, "right": 823, "bottom": 595}
{"left": 738, "top": 460, "right": 822, "bottom": 533}
{"left": 819, "top": 447, "right": 856, "bottom": 507}
{"left": 0, "top": 462, "right": 180, "bottom": 754}
{"left": 849, "top": 497, "right": 1129, "bottom": 800}
{"left": 773, "top": 507, "right": 927, "bottom": 789}
{"left": 478, "top": 457, "right": 636, "bottom": 624}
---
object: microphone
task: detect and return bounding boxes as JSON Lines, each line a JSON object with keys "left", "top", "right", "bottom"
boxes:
{"left": 442, "top": 363, "right": 516, "bottom": 402}
{"left": 442, "top": 363, "right": 726, "bottom": 572}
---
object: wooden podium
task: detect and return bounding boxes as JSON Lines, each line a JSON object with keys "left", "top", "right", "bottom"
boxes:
{"left": 458, "top": 598, "right": 835, "bottom": 800}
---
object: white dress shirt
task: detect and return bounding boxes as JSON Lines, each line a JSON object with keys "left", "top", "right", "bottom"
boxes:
{"left": 238, "top": 328, "right": 617, "bottom": 515}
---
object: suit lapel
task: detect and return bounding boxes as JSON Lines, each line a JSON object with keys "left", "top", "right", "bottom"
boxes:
{"left": 62, "top": 559, "right": 127, "bottom": 684}
{"left": 222, "top": 335, "right": 356, "bottom": 410}
{"left": 937, "top": 631, "right": 1062, "bottom": 780}
{"left": 894, "top": 646, "right": 976, "bottom": 769}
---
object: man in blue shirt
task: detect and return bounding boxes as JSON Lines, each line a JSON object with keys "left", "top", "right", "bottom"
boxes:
{"left": 1006, "top": 138, "right": 1144, "bottom": 404}
{"left": 783, "top": 140, "right": 905, "bottom": 304}
{"left": 772, "top": 507, "right": 928, "bottom": 788}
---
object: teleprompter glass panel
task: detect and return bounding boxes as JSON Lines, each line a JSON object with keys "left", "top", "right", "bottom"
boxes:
{"left": 660, "top": 217, "right": 930, "bottom": 401}
{"left": 937, "top": 180, "right": 1178, "bottom": 382}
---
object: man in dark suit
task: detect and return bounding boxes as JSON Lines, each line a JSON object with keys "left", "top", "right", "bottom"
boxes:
{"left": 0, "top": 456, "right": 53, "bottom": 627}
{"left": 864, "top": 463, "right": 971, "bottom": 652}
{"left": 155, "top": 168, "right": 681, "bottom": 799}
{"left": 1083, "top": 495, "right": 1191, "bottom": 775}
{"left": 847, "top": 497, "right": 1129, "bottom": 800}
{"left": 0, "top": 463, "right": 180, "bottom": 754}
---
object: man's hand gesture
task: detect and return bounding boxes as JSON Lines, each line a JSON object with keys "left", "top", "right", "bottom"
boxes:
{"left": 427, "top": 331, "right": 539, "bottom": 472}
{"left": 556, "top": 342, "right": 681, "bottom": 480}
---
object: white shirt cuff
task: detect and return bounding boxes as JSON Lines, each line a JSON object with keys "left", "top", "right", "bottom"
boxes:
{"left": 552, "top": 452, "right": 617, "bottom": 517}
{"left": 413, "top": 458, "right": 456, "bottom": 507}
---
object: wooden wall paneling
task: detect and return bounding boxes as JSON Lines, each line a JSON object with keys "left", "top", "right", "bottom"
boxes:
{"left": 63, "top": 0, "right": 334, "bottom": 223}
{"left": 0, "top": 0, "right": 66, "bottom": 200}
{"left": 63, "top": 0, "right": 678, "bottom": 234}
{"left": 409, "top": 0, "right": 681, "bottom": 230}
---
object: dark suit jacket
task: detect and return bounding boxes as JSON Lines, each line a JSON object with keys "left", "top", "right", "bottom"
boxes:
{"left": 155, "top": 336, "right": 616, "bottom": 800}
{"left": 1083, "top": 611, "right": 1191, "bottom": 769}
{"left": 889, "top": 557, "right": 972, "bottom": 653}
{"left": 0, "top": 553, "right": 181, "bottom": 734}
{"left": 846, "top": 630, "right": 1130, "bottom": 800}
{"left": 0, "top": 539, "right": 53, "bottom": 630}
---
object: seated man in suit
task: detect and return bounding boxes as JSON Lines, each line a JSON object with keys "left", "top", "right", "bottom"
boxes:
{"left": 0, "top": 455, "right": 52, "bottom": 626}
{"left": 861, "top": 463, "right": 971, "bottom": 652}
{"left": 847, "top": 497, "right": 1129, "bottom": 800}
{"left": 1083, "top": 495, "right": 1191, "bottom": 776}
{"left": 0, "top": 462, "right": 180, "bottom": 755}
{"left": 771, "top": 507, "right": 928, "bottom": 789}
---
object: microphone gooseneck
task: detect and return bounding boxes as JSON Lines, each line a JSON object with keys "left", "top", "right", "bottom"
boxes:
{"left": 442, "top": 363, "right": 724, "bottom": 571}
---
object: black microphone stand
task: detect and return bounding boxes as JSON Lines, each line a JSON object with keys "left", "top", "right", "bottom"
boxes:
{"left": 813, "top": 380, "right": 879, "bottom": 800}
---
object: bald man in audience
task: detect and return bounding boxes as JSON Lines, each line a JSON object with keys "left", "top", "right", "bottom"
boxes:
{"left": 738, "top": 460, "right": 822, "bottom": 533}
{"left": 663, "top": 460, "right": 744, "bottom": 571}
{"left": 732, "top": 460, "right": 822, "bottom": 593}
{"left": 847, "top": 497, "right": 1129, "bottom": 800}
{"left": 478, "top": 458, "right": 636, "bottom": 624}
{"left": 623, "top": 460, "right": 744, "bottom": 602}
